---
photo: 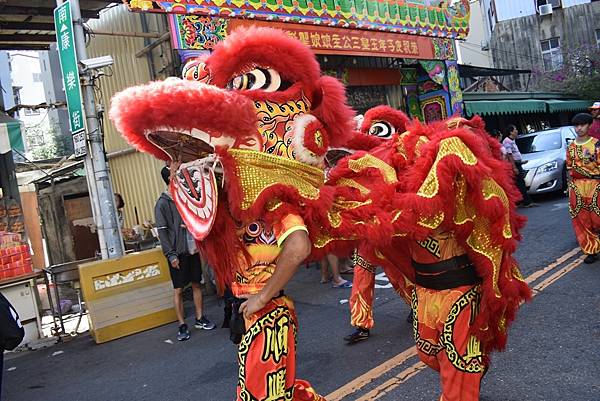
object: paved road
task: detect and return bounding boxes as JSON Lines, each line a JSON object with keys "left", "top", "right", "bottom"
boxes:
{"left": 4, "top": 193, "right": 600, "bottom": 401}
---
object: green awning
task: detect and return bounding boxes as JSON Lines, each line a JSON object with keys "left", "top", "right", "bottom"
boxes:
{"left": 0, "top": 113, "right": 24, "bottom": 155}
{"left": 464, "top": 100, "right": 547, "bottom": 117}
{"left": 545, "top": 99, "right": 592, "bottom": 113}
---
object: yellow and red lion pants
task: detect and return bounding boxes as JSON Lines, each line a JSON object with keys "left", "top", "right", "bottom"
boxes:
{"left": 349, "top": 253, "right": 406, "bottom": 329}
{"left": 237, "top": 296, "right": 325, "bottom": 401}
{"left": 568, "top": 179, "right": 600, "bottom": 255}
{"left": 412, "top": 284, "right": 486, "bottom": 401}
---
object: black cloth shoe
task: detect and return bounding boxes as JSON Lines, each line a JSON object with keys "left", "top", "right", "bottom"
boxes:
{"left": 584, "top": 254, "right": 598, "bottom": 264}
{"left": 343, "top": 328, "right": 370, "bottom": 344}
{"left": 177, "top": 324, "right": 190, "bottom": 341}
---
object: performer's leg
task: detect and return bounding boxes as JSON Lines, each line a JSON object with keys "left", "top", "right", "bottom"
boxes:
{"left": 349, "top": 256, "right": 376, "bottom": 330}
{"left": 383, "top": 264, "right": 413, "bottom": 322}
{"left": 412, "top": 287, "right": 443, "bottom": 371}
{"left": 588, "top": 181, "right": 600, "bottom": 241}
{"left": 237, "top": 297, "right": 324, "bottom": 401}
{"left": 344, "top": 251, "right": 375, "bottom": 344}
{"left": 437, "top": 286, "right": 485, "bottom": 401}
{"left": 570, "top": 180, "right": 600, "bottom": 258}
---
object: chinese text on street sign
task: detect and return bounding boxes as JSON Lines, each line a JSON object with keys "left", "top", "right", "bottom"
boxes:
{"left": 54, "top": 1, "right": 86, "bottom": 138}
{"left": 72, "top": 131, "right": 87, "bottom": 158}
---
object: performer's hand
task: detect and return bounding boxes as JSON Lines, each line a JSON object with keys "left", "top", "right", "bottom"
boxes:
{"left": 239, "top": 294, "right": 267, "bottom": 320}
{"left": 171, "top": 258, "right": 180, "bottom": 269}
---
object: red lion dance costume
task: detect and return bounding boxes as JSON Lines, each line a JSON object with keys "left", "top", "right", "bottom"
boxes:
{"left": 110, "top": 28, "right": 530, "bottom": 401}
{"left": 345, "top": 106, "right": 411, "bottom": 336}
{"left": 110, "top": 27, "right": 358, "bottom": 401}
{"left": 329, "top": 107, "right": 531, "bottom": 400}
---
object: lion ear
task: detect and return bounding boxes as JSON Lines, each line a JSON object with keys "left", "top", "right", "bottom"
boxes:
{"left": 311, "top": 76, "right": 356, "bottom": 148}
{"left": 182, "top": 56, "right": 211, "bottom": 83}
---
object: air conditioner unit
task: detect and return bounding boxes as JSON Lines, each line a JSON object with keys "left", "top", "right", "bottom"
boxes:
{"left": 539, "top": 4, "right": 553, "bottom": 16}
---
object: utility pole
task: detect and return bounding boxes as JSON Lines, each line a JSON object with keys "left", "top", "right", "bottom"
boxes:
{"left": 55, "top": 0, "right": 124, "bottom": 259}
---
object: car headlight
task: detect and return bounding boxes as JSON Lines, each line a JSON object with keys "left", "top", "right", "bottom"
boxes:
{"left": 537, "top": 160, "right": 559, "bottom": 173}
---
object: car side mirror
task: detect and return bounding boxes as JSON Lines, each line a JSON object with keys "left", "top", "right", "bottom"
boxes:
{"left": 566, "top": 137, "right": 574, "bottom": 144}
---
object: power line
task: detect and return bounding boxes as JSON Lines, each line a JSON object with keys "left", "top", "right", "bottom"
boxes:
{"left": 460, "top": 39, "right": 599, "bottom": 71}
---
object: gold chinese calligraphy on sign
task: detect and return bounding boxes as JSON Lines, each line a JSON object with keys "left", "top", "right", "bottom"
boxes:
{"left": 227, "top": 20, "right": 440, "bottom": 60}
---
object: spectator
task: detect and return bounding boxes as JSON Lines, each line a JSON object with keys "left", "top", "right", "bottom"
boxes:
{"left": 320, "top": 254, "right": 352, "bottom": 288}
{"left": 491, "top": 129, "right": 506, "bottom": 159}
{"left": 155, "top": 165, "right": 215, "bottom": 341}
{"left": 114, "top": 193, "right": 125, "bottom": 228}
{"left": 0, "top": 292, "right": 24, "bottom": 397}
{"left": 502, "top": 125, "right": 537, "bottom": 208}
{"left": 587, "top": 102, "right": 600, "bottom": 140}
{"left": 566, "top": 113, "right": 600, "bottom": 264}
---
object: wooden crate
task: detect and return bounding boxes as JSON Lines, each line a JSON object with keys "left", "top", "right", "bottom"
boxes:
{"left": 79, "top": 248, "right": 176, "bottom": 343}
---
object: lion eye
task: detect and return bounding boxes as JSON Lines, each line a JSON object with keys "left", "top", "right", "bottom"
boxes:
{"left": 227, "top": 68, "right": 291, "bottom": 92}
{"left": 368, "top": 122, "right": 395, "bottom": 139}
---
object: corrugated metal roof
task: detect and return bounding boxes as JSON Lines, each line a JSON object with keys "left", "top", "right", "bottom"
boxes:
{"left": 0, "top": 1, "right": 114, "bottom": 50}
{"left": 86, "top": 5, "right": 169, "bottom": 228}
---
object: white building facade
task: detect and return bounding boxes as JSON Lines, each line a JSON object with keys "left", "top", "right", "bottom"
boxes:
{"left": 480, "top": 0, "right": 600, "bottom": 90}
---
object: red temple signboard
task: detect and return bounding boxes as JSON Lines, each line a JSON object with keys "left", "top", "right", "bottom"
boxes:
{"left": 169, "top": 16, "right": 457, "bottom": 60}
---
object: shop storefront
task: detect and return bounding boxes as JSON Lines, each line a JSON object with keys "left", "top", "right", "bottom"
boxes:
{"left": 0, "top": 113, "right": 42, "bottom": 345}
{"left": 124, "top": 0, "right": 470, "bottom": 121}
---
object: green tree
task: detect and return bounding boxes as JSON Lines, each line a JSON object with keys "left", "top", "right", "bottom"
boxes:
{"left": 532, "top": 45, "right": 600, "bottom": 100}
{"left": 26, "top": 124, "right": 72, "bottom": 160}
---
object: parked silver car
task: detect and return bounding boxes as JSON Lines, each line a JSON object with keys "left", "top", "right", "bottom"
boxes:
{"left": 516, "top": 126, "right": 576, "bottom": 195}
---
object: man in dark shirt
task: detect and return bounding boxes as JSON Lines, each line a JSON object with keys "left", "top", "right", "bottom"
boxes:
{"left": 155, "top": 165, "right": 215, "bottom": 341}
{"left": 0, "top": 293, "right": 24, "bottom": 396}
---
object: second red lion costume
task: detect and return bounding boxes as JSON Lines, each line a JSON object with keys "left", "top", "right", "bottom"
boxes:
{"left": 327, "top": 108, "right": 531, "bottom": 401}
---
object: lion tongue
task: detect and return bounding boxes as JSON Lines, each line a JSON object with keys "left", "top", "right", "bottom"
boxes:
{"left": 169, "top": 161, "right": 218, "bottom": 240}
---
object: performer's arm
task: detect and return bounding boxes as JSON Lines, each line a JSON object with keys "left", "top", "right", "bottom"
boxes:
{"left": 154, "top": 201, "right": 178, "bottom": 267}
{"left": 239, "top": 230, "right": 311, "bottom": 319}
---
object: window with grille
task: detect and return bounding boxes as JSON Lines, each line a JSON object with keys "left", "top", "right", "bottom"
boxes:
{"left": 541, "top": 38, "right": 563, "bottom": 71}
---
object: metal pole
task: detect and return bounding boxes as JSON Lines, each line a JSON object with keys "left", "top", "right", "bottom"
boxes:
{"left": 69, "top": 0, "right": 124, "bottom": 259}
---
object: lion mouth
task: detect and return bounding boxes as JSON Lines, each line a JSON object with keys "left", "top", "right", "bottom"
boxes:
{"left": 145, "top": 126, "right": 225, "bottom": 240}
{"left": 146, "top": 127, "right": 236, "bottom": 163}
{"left": 170, "top": 158, "right": 220, "bottom": 240}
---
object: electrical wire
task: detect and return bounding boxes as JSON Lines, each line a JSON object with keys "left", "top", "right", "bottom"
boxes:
{"left": 460, "top": 39, "right": 600, "bottom": 71}
{"left": 10, "top": 148, "right": 56, "bottom": 180}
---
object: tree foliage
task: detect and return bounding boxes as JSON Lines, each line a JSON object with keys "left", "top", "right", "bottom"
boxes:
{"left": 26, "top": 124, "right": 72, "bottom": 160}
{"left": 532, "top": 45, "right": 600, "bottom": 100}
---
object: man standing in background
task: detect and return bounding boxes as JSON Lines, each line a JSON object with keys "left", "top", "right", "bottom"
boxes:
{"left": 503, "top": 125, "right": 537, "bottom": 208}
{"left": 155, "top": 165, "right": 215, "bottom": 341}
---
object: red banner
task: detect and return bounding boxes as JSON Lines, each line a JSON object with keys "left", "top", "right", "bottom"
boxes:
{"left": 228, "top": 20, "right": 436, "bottom": 60}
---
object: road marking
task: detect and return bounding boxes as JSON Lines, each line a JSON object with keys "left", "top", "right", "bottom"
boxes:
{"left": 326, "top": 247, "right": 582, "bottom": 401}
{"left": 374, "top": 272, "right": 393, "bottom": 289}
{"left": 550, "top": 202, "right": 569, "bottom": 212}
{"left": 325, "top": 347, "right": 417, "bottom": 401}
{"left": 354, "top": 361, "right": 427, "bottom": 401}
{"left": 525, "top": 247, "right": 580, "bottom": 284}
{"left": 532, "top": 255, "right": 584, "bottom": 295}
